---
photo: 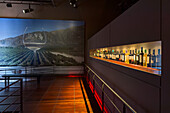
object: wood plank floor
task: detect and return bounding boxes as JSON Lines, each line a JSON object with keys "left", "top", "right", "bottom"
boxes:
{"left": 23, "top": 76, "right": 93, "bottom": 113}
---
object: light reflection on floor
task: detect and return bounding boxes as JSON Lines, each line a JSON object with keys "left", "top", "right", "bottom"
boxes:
{"left": 24, "top": 76, "right": 93, "bottom": 113}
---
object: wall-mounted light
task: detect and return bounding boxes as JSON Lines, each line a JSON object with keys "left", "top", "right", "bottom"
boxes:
{"left": 23, "top": 4, "right": 34, "bottom": 13}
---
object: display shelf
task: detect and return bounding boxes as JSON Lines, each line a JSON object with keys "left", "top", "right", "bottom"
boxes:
{"left": 91, "top": 56, "right": 161, "bottom": 76}
{"left": 90, "top": 41, "right": 161, "bottom": 76}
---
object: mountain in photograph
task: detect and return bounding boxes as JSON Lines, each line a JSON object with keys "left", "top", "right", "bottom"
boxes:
{"left": 0, "top": 25, "right": 84, "bottom": 56}
{"left": 0, "top": 25, "right": 84, "bottom": 66}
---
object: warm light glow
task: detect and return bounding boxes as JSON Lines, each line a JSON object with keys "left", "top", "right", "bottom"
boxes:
{"left": 90, "top": 41, "right": 162, "bottom": 75}
{"left": 67, "top": 75, "right": 84, "bottom": 77}
{"left": 34, "top": 77, "right": 91, "bottom": 112}
{"left": 88, "top": 81, "right": 108, "bottom": 113}
{"left": 80, "top": 79, "right": 93, "bottom": 112}
{"left": 93, "top": 56, "right": 161, "bottom": 75}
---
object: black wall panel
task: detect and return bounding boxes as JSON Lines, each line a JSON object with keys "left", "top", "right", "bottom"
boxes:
{"left": 110, "top": 0, "right": 160, "bottom": 46}
{"left": 89, "top": 59, "right": 160, "bottom": 113}
{"left": 96, "top": 24, "right": 111, "bottom": 48}
{"left": 87, "top": 0, "right": 162, "bottom": 112}
{"left": 162, "top": 0, "right": 170, "bottom": 112}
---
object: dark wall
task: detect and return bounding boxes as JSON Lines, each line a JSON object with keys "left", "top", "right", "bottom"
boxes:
{"left": 88, "top": 0, "right": 160, "bottom": 49}
{"left": 87, "top": 0, "right": 162, "bottom": 112}
{"left": 162, "top": 0, "right": 170, "bottom": 112}
{"left": 88, "top": 58, "right": 160, "bottom": 113}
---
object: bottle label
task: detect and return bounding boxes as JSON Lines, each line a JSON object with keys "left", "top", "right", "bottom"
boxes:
{"left": 116, "top": 55, "right": 119, "bottom": 58}
{"left": 143, "top": 57, "right": 146, "bottom": 63}
{"left": 136, "top": 56, "right": 138, "bottom": 61}
{"left": 151, "top": 59, "right": 154, "bottom": 63}
{"left": 156, "top": 57, "right": 159, "bottom": 62}
{"left": 140, "top": 55, "right": 142, "bottom": 63}
{"left": 157, "top": 57, "right": 160, "bottom": 62}
{"left": 122, "top": 55, "right": 124, "bottom": 61}
{"left": 113, "top": 55, "right": 116, "bottom": 59}
{"left": 125, "top": 55, "right": 129, "bottom": 60}
{"left": 147, "top": 56, "right": 150, "bottom": 63}
{"left": 107, "top": 54, "right": 109, "bottom": 58}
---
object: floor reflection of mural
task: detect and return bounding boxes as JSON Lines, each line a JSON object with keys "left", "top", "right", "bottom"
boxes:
{"left": 0, "top": 18, "right": 84, "bottom": 66}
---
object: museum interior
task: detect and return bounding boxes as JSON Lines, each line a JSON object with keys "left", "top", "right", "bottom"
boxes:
{"left": 0, "top": 0, "right": 169, "bottom": 113}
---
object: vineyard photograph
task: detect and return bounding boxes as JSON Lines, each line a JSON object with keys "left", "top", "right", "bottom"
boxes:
{"left": 0, "top": 18, "right": 84, "bottom": 66}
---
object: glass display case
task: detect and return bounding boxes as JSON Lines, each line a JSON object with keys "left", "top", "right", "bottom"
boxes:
{"left": 90, "top": 41, "right": 161, "bottom": 75}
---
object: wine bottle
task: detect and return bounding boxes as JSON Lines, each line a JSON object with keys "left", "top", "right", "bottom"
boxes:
{"left": 122, "top": 50, "right": 126, "bottom": 62}
{"left": 134, "top": 49, "right": 137, "bottom": 64}
{"left": 103, "top": 50, "right": 106, "bottom": 58}
{"left": 110, "top": 49, "right": 113, "bottom": 59}
{"left": 105, "top": 50, "right": 108, "bottom": 59}
{"left": 136, "top": 50, "right": 140, "bottom": 65}
{"left": 118, "top": 50, "right": 121, "bottom": 61}
{"left": 108, "top": 50, "right": 111, "bottom": 59}
{"left": 125, "top": 50, "right": 129, "bottom": 64}
{"left": 131, "top": 50, "right": 135, "bottom": 64}
{"left": 119, "top": 50, "right": 122, "bottom": 61}
{"left": 151, "top": 49, "right": 156, "bottom": 67}
{"left": 156, "top": 49, "right": 161, "bottom": 67}
{"left": 143, "top": 49, "right": 147, "bottom": 67}
{"left": 97, "top": 49, "right": 100, "bottom": 57}
{"left": 101, "top": 50, "right": 103, "bottom": 58}
{"left": 139, "top": 47, "right": 144, "bottom": 66}
{"left": 109, "top": 50, "right": 112, "bottom": 59}
{"left": 112, "top": 50, "right": 116, "bottom": 60}
{"left": 129, "top": 50, "right": 132, "bottom": 64}
{"left": 116, "top": 51, "right": 120, "bottom": 61}
{"left": 147, "top": 49, "right": 151, "bottom": 67}
{"left": 99, "top": 49, "right": 101, "bottom": 57}
{"left": 120, "top": 50, "right": 125, "bottom": 62}
{"left": 94, "top": 50, "right": 97, "bottom": 57}
{"left": 107, "top": 49, "right": 110, "bottom": 59}
{"left": 106, "top": 50, "right": 109, "bottom": 59}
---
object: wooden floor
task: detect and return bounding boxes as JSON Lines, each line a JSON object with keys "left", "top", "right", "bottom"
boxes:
{"left": 23, "top": 76, "right": 93, "bottom": 113}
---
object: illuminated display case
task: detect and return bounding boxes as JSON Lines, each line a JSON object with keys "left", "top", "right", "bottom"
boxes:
{"left": 90, "top": 41, "right": 161, "bottom": 75}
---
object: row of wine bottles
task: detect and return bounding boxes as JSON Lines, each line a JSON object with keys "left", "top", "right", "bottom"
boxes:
{"left": 92, "top": 47, "right": 161, "bottom": 67}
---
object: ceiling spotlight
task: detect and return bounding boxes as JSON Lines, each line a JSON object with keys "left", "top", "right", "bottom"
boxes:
{"left": 6, "top": 3, "right": 12, "bottom": 7}
{"left": 69, "top": 0, "right": 76, "bottom": 4}
{"left": 69, "top": 0, "right": 77, "bottom": 8}
{"left": 23, "top": 8, "right": 34, "bottom": 13}
{"left": 23, "top": 4, "right": 34, "bottom": 13}
{"left": 73, "top": 4, "right": 77, "bottom": 8}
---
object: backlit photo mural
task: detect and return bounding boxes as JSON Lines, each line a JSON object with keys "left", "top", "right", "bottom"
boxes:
{"left": 0, "top": 18, "right": 84, "bottom": 66}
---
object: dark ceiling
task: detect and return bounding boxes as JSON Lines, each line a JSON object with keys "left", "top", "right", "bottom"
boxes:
{"left": 0, "top": 0, "right": 139, "bottom": 39}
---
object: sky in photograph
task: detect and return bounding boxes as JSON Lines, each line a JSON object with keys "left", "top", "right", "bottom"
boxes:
{"left": 0, "top": 18, "right": 84, "bottom": 40}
